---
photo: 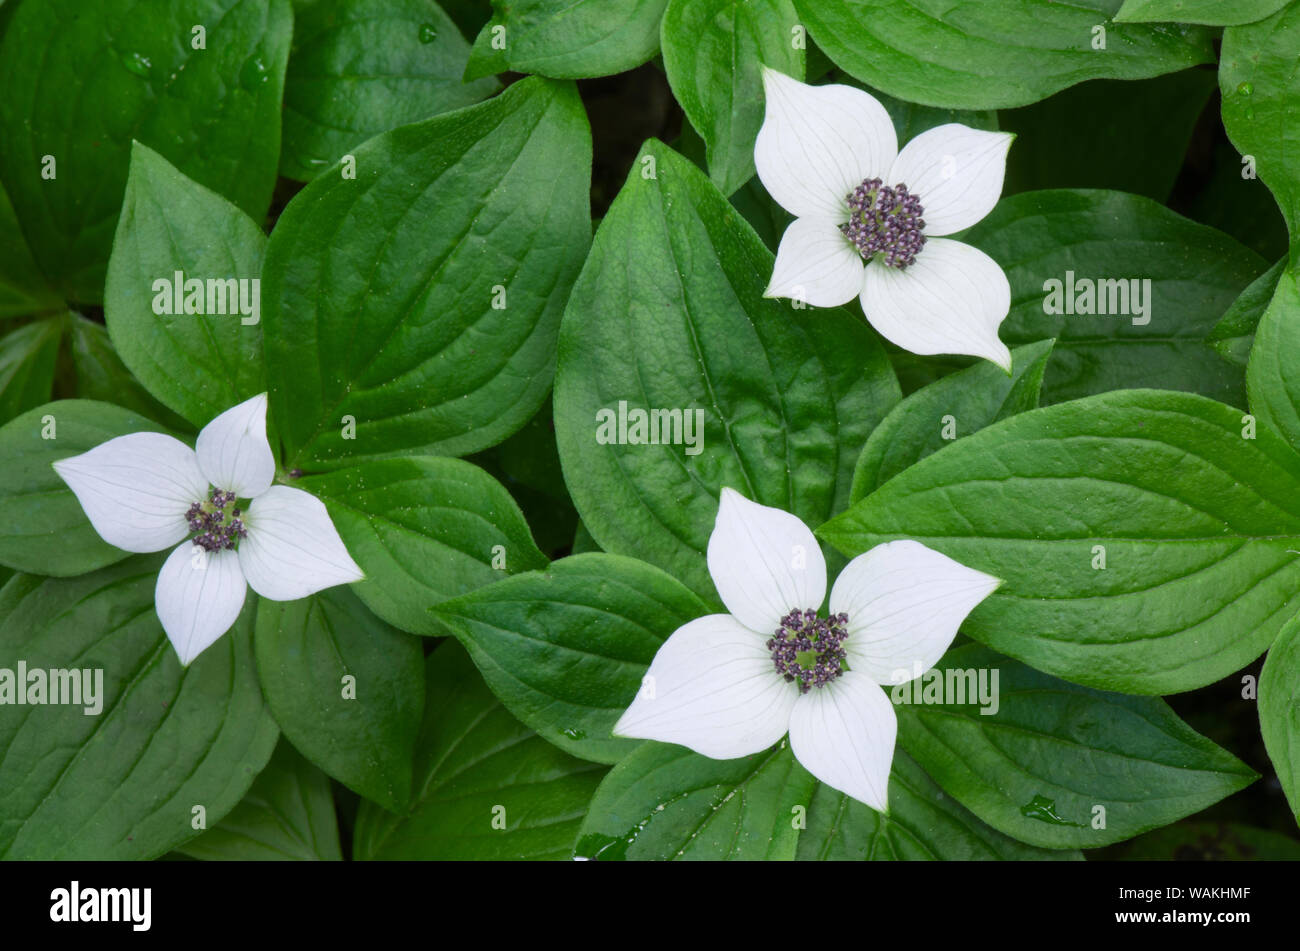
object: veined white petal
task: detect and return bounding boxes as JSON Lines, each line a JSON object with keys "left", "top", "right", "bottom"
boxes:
{"left": 195, "top": 393, "right": 275, "bottom": 499}
{"left": 707, "top": 487, "right": 827, "bottom": 635}
{"left": 861, "top": 239, "right": 1012, "bottom": 370}
{"left": 831, "top": 540, "right": 1001, "bottom": 685}
{"left": 238, "top": 485, "right": 363, "bottom": 601}
{"left": 156, "top": 542, "right": 247, "bottom": 666}
{"left": 788, "top": 672, "right": 896, "bottom": 812}
{"left": 888, "top": 125, "right": 1013, "bottom": 235}
{"left": 612, "top": 614, "right": 796, "bottom": 759}
{"left": 756, "top": 67, "right": 897, "bottom": 223}
{"left": 51, "top": 432, "right": 206, "bottom": 553}
{"left": 765, "top": 217, "right": 865, "bottom": 307}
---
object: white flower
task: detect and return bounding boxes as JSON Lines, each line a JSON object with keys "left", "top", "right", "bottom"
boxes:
{"left": 756, "top": 67, "right": 1015, "bottom": 371}
{"left": 52, "top": 394, "right": 363, "bottom": 666}
{"left": 613, "top": 488, "right": 1000, "bottom": 811}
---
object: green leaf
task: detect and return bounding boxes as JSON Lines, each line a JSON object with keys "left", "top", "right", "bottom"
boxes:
{"left": 661, "top": 0, "right": 803, "bottom": 197}
{"left": 1221, "top": 3, "right": 1300, "bottom": 239}
{"left": 300, "top": 456, "right": 547, "bottom": 635}
{"left": 820, "top": 388, "right": 1300, "bottom": 695}
{"left": 0, "top": 559, "right": 280, "bottom": 859}
{"left": 792, "top": 0, "right": 1214, "bottom": 110}
{"left": 177, "top": 740, "right": 342, "bottom": 861}
{"left": 1208, "top": 257, "right": 1285, "bottom": 368}
{"left": 431, "top": 553, "right": 709, "bottom": 763}
{"left": 263, "top": 76, "right": 591, "bottom": 470}
{"left": 850, "top": 339, "right": 1053, "bottom": 503}
{"left": 0, "top": 0, "right": 292, "bottom": 304}
{"left": 65, "top": 315, "right": 191, "bottom": 431}
{"left": 105, "top": 143, "right": 268, "bottom": 428}
{"left": 576, "top": 741, "right": 814, "bottom": 860}
{"left": 1000, "top": 72, "right": 1216, "bottom": 203}
{"left": 0, "top": 317, "right": 61, "bottom": 424}
{"left": 281, "top": 0, "right": 499, "bottom": 182}
{"left": 1116, "top": 0, "right": 1292, "bottom": 26}
{"left": 797, "top": 751, "right": 1080, "bottom": 860}
{"left": 964, "top": 190, "right": 1266, "bottom": 405}
{"left": 0, "top": 400, "right": 186, "bottom": 576}
{"left": 254, "top": 587, "right": 424, "bottom": 813}
{"left": 464, "top": 0, "right": 669, "bottom": 80}
{"left": 1260, "top": 612, "right": 1300, "bottom": 825}
{"left": 554, "top": 139, "right": 899, "bottom": 601}
{"left": 353, "top": 641, "right": 607, "bottom": 859}
{"left": 1246, "top": 266, "right": 1300, "bottom": 450}
{"left": 895, "top": 645, "right": 1257, "bottom": 849}
{"left": 0, "top": 178, "right": 59, "bottom": 317}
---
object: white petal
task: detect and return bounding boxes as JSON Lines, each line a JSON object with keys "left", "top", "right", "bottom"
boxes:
{"left": 156, "top": 542, "right": 248, "bottom": 666}
{"left": 765, "top": 217, "right": 865, "bottom": 307}
{"left": 238, "top": 485, "right": 363, "bottom": 601}
{"left": 831, "top": 540, "right": 1001, "bottom": 685}
{"left": 706, "top": 487, "right": 826, "bottom": 635}
{"left": 789, "top": 672, "right": 897, "bottom": 812}
{"left": 51, "top": 432, "right": 206, "bottom": 553}
{"left": 195, "top": 393, "right": 275, "bottom": 498}
{"left": 612, "top": 614, "right": 796, "bottom": 759}
{"left": 888, "top": 124, "right": 1013, "bottom": 236}
{"left": 861, "top": 239, "right": 1012, "bottom": 370}
{"left": 755, "top": 67, "right": 898, "bottom": 223}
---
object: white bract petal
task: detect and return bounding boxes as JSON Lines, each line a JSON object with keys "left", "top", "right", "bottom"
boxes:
{"left": 755, "top": 68, "right": 898, "bottom": 223}
{"left": 889, "top": 125, "right": 1013, "bottom": 236}
{"left": 766, "top": 217, "right": 865, "bottom": 307}
{"left": 788, "top": 671, "right": 897, "bottom": 812}
{"left": 238, "top": 485, "right": 363, "bottom": 601}
{"left": 861, "top": 238, "right": 1012, "bottom": 370}
{"left": 155, "top": 542, "right": 247, "bottom": 666}
{"left": 831, "top": 540, "right": 1001, "bottom": 685}
{"left": 52, "top": 432, "right": 207, "bottom": 553}
{"left": 707, "top": 487, "right": 827, "bottom": 635}
{"left": 195, "top": 393, "right": 275, "bottom": 498}
{"left": 612, "top": 614, "right": 796, "bottom": 758}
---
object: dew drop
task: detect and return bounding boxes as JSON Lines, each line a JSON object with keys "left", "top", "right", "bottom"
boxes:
{"left": 1245, "top": 106, "right": 1256, "bottom": 120}
{"left": 240, "top": 57, "right": 269, "bottom": 90}
{"left": 1019, "top": 794, "right": 1084, "bottom": 827}
{"left": 418, "top": 23, "right": 438, "bottom": 43}
{"left": 1237, "top": 81, "right": 1254, "bottom": 96}
{"left": 122, "top": 51, "right": 152, "bottom": 78}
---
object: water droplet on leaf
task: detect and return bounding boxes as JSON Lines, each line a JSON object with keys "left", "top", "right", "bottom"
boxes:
{"left": 240, "top": 57, "right": 269, "bottom": 90}
{"left": 1019, "top": 794, "right": 1084, "bottom": 827}
{"left": 1237, "top": 81, "right": 1254, "bottom": 96}
{"left": 122, "top": 51, "right": 152, "bottom": 78}
{"left": 418, "top": 23, "right": 438, "bottom": 43}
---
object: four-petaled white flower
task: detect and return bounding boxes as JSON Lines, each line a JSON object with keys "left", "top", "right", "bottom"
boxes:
{"left": 756, "top": 67, "right": 1015, "bottom": 371}
{"left": 614, "top": 488, "right": 1000, "bottom": 811}
{"left": 53, "top": 394, "right": 364, "bottom": 666}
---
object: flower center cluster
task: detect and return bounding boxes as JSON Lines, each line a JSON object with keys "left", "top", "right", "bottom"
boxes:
{"left": 185, "top": 487, "right": 248, "bottom": 552}
{"left": 767, "top": 609, "right": 850, "bottom": 693}
{"left": 839, "top": 178, "right": 926, "bottom": 269}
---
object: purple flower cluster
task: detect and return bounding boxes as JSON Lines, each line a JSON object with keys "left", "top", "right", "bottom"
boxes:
{"left": 839, "top": 177, "right": 926, "bottom": 269}
{"left": 767, "top": 608, "right": 850, "bottom": 693}
{"left": 185, "top": 487, "right": 248, "bottom": 552}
